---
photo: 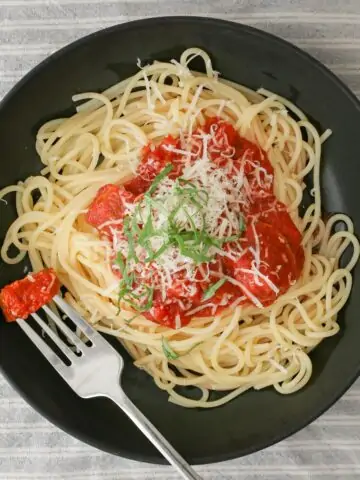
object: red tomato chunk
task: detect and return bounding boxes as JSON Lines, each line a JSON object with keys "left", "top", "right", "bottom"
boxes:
{"left": 86, "top": 184, "right": 135, "bottom": 237}
{"left": 124, "top": 135, "right": 183, "bottom": 195}
{"left": 0, "top": 268, "right": 60, "bottom": 322}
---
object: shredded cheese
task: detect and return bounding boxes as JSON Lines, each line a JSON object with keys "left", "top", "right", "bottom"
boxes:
{"left": 238, "top": 266, "right": 279, "bottom": 294}
{"left": 225, "top": 275, "right": 264, "bottom": 309}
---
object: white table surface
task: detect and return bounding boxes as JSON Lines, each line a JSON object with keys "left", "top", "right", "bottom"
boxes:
{"left": 1, "top": 1, "right": 360, "bottom": 479}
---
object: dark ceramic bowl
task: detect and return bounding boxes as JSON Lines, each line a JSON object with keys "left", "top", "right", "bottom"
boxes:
{"left": 0, "top": 16, "right": 359, "bottom": 465}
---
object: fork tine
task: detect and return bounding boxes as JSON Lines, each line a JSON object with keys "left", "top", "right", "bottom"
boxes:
{"left": 42, "top": 304, "right": 85, "bottom": 352}
{"left": 52, "top": 295, "right": 106, "bottom": 345}
{"left": 31, "top": 312, "right": 77, "bottom": 362}
{"left": 17, "top": 319, "right": 69, "bottom": 379}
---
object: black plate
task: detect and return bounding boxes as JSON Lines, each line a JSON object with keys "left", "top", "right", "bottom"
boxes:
{"left": 0, "top": 16, "right": 360, "bottom": 465}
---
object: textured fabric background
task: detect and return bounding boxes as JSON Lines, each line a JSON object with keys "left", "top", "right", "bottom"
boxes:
{"left": 1, "top": 1, "right": 360, "bottom": 479}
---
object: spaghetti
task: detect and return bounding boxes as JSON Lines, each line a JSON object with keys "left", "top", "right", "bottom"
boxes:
{"left": 1, "top": 48, "right": 358, "bottom": 408}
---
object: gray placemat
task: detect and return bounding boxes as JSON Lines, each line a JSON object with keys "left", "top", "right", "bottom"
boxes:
{"left": 1, "top": 1, "right": 360, "bottom": 478}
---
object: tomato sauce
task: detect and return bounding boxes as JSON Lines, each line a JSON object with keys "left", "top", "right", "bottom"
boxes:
{"left": 125, "top": 136, "right": 183, "bottom": 195}
{"left": 0, "top": 269, "right": 60, "bottom": 322}
{"left": 86, "top": 117, "right": 305, "bottom": 329}
{"left": 86, "top": 184, "right": 135, "bottom": 238}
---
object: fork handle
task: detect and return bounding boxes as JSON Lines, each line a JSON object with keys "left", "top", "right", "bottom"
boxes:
{"left": 106, "top": 388, "right": 202, "bottom": 480}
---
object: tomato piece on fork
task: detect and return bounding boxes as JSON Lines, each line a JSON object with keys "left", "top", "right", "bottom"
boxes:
{"left": 0, "top": 268, "right": 60, "bottom": 322}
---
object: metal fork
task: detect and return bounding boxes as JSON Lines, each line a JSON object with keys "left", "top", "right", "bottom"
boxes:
{"left": 16, "top": 294, "right": 201, "bottom": 480}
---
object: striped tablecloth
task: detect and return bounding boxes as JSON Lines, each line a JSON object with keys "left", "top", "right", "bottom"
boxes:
{"left": 1, "top": 1, "right": 360, "bottom": 478}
